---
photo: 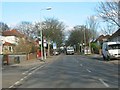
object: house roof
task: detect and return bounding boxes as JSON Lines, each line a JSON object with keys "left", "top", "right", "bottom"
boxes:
{"left": 3, "top": 42, "right": 15, "bottom": 46}
{"left": 109, "top": 28, "right": 120, "bottom": 39}
{"left": 2, "top": 29, "right": 24, "bottom": 37}
{"left": 95, "top": 35, "right": 110, "bottom": 42}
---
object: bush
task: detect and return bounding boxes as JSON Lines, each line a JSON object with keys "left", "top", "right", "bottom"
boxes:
{"left": 91, "top": 42, "right": 100, "bottom": 54}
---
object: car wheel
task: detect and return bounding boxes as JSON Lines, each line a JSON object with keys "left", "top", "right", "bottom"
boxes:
{"left": 107, "top": 56, "right": 110, "bottom": 61}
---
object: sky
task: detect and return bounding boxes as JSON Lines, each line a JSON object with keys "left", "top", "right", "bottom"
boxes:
{"left": 1, "top": 2, "right": 99, "bottom": 30}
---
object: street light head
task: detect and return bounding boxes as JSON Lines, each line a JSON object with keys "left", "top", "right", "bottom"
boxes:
{"left": 46, "top": 7, "right": 52, "bottom": 10}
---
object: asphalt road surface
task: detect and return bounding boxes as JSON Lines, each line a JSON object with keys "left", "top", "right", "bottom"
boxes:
{"left": 2, "top": 54, "right": 119, "bottom": 88}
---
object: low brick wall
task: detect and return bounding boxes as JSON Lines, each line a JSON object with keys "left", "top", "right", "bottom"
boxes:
{"left": 27, "top": 53, "right": 37, "bottom": 60}
{"left": 1, "top": 54, "right": 27, "bottom": 65}
{"left": 0, "top": 55, "right": 3, "bottom": 65}
{"left": 2, "top": 53, "right": 37, "bottom": 65}
{"left": 8, "top": 55, "right": 27, "bottom": 64}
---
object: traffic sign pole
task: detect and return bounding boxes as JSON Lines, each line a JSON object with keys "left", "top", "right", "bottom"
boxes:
{"left": 44, "top": 37, "right": 47, "bottom": 59}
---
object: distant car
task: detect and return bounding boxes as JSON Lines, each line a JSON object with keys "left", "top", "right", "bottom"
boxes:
{"left": 84, "top": 47, "right": 91, "bottom": 55}
{"left": 102, "top": 42, "right": 120, "bottom": 60}
{"left": 66, "top": 46, "right": 74, "bottom": 55}
{"left": 53, "top": 49, "right": 60, "bottom": 55}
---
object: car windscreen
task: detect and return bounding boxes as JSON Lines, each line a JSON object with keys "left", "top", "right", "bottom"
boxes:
{"left": 108, "top": 44, "right": 120, "bottom": 49}
{"left": 67, "top": 47, "right": 74, "bottom": 50}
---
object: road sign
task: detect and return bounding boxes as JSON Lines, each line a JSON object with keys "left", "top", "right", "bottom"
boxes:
{"left": 43, "top": 38, "right": 47, "bottom": 47}
{"left": 44, "top": 42, "right": 47, "bottom": 47}
{"left": 53, "top": 43, "right": 57, "bottom": 49}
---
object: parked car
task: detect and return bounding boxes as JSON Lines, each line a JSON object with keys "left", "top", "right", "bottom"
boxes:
{"left": 66, "top": 46, "right": 74, "bottom": 55}
{"left": 53, "top": 49, "right": 60, "bottom": 55}
{"left": 102, "top": 42, "right": 120, "bottom": 60}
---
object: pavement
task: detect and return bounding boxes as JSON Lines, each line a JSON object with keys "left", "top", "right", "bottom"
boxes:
{"left": 2, "top": 55, "right": 57, "bottom": 69}
{"left": 2, "top": 55, "right": 61, "bottom": 88}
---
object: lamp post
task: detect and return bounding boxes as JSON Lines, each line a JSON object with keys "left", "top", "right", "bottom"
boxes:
{"left": 39, "top": 7, "right": 52, "bottom": 60}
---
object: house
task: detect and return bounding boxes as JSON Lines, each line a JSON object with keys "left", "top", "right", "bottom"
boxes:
{"left": 95, "top": 35, "right": 110, "bottom": 47}
{"left": 1, "top": 29, "right": 38, "bottom": 55}
{"left": 0, "top": 35, "right": 5, "bottom": 54}
{"left": 2, "top": 42, "right": 15, "bottom": 54}
{"left": 109, "top": 28, "right": 120, "bottom": 42}
{"left": 1, "top": 29, "right": 25, "bottom": 54}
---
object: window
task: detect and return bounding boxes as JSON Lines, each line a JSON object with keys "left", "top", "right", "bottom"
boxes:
{"left": 108, "top": 44, "right": 120, "bottom": 49}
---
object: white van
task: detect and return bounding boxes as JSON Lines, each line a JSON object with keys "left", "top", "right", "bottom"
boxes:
{"left": 102, "top": 42, "right": 120, "bottom": 60}
{"left": 66, "top": 46, "right": 75, "bottom": 55}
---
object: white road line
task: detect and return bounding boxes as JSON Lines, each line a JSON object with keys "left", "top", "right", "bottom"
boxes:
{"left": 20, "top": 78, "right": 24, "bottom": 81}
{"left": 14, "top": 81, "right": 20, "bottom": 85}
{"left": 31, "top": 66, "right": 37, "bottom": 70}
{"left": 99, "top": 79, "right": 109, "bottom": 87}
{"left": 9, "top": 85, "right": 14, "bottom": 88}
{"left": 9, "top": 65, "right": 46, "bottom": 88}
{"left": 86, "top": 69, "right": 91, "bottom": 72}
{"left": 22, "top": 71, "right": 29, "bottom": 75}
{"left": 28, "top": 73, "right": 32, "bottom": 76}
{"left": 22, "top": 66, "right": 38, "bottom": 75}
{"left": 31, "top": 65, "right": 45, "bottom": 73}
{"left": 80, "top": 64, "right": 83, "bottom": 67}
{"left": 23, "top": 76, "right": 28, "bottom": 79}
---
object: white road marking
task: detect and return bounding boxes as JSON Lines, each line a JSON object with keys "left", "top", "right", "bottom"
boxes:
{"left": 22, "top": 66, "right": 38, "bottom": 75}
{"left": 31, "top": 65, "right": 45, "bottom": 73}
{"left": 14, "top": 81, "right": 20, "bottom": 85}
{"left": 22, "top": 71, "right": 29, "bottom": 75}
{"left": 80, "top": 64, "right": 83, "bottom": 67}
{"left": 20, "top": 78, "right": 24, "bottom": 81}
{"left": 23, "top": 76, "right": 28, "bottom": 79}
{"left": 9, "top": 85, "right": 14, "bottom": 88}
{"left": 99, "top": 78, "right": 109, "bottom": 87}
{"left": 9, "top": 65, "right": 46, "bottom": 88}
{"left": 86, "top": 69, "right": 91, "bottom": 72}
{"left": 28, "top": 73, "right": 32, "bottom": 76}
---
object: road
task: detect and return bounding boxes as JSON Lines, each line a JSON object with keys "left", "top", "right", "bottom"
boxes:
{"left": 2, "top": 54, "right": 119, "bottom": 88}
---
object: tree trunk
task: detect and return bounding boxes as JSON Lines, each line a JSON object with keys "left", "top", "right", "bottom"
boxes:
{"left": 47, "top": 40, "right": 50, "bottom": 57}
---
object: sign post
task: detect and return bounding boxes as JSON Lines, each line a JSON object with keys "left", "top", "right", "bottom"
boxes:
{"left": 53, "top": 42, "right": 57, "bottom": 55}
{"left": 43, "top": 37, "right": 47, "bottom": 59}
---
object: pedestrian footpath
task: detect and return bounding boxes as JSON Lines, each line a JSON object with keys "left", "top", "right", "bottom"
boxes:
{"left": 2, "top": 55, "right": 60, "bottom": 70}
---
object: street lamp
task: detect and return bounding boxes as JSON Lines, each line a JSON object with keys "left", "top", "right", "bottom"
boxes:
{"left": 40, "top": 7, "right": 52, "bottom": 60}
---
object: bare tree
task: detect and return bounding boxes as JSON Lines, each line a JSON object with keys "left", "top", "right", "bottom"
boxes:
{"left": 66, "top": 25, "right": 92, "bottom": 47}
{"left": 96, "top": 0, "right": 120, "bottom": 27}
{"left": 14, "top": 21, "right": 35, "bottom": 38}
{"left": 86, "top": 16, "right": 99, "bottom": 41}
{"left": 0, "top": 22, "right": 9, "bottom": 32}
{"left": 42, "top": 18, "right": 66, "bottom": 56}
{"left": 101, "top": 22, "right": 116, "bottom": 35}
